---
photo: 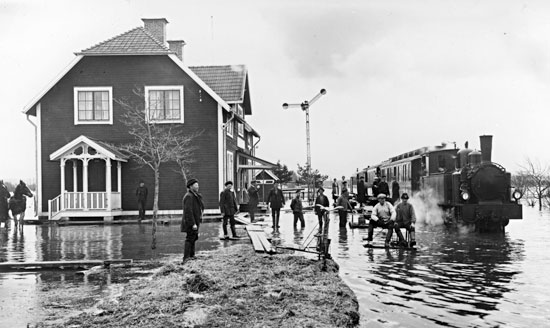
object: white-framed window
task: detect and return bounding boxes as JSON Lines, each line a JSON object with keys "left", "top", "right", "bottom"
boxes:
{"left": 74, "top": 87, "right": 113, "bottom": 125}
{"left": 238, "top": 122, "right": 244, "bottom": 137}
{"left": 145, "top": 85, "right": 184, "bottom": 123}
{"left": 226, "top": 151, "right": 234, "bottom": 183}
{"left": 226, "top": 119, "right": 234, "bottom": 138}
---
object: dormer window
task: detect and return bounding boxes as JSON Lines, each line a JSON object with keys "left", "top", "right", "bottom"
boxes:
{"left": 74, "top": 87, "right": 113, "bottom": 125}
{"left": 145, "top": 86, "right": 184, "bottom": 123}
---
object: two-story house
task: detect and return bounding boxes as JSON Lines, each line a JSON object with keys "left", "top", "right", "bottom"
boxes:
{"left": 23, "top": 18, "right": 274, "bottom": 221}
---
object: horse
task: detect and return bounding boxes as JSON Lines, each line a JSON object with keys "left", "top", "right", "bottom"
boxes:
{"left": 8, "top": 180, "right": 33, "bottom": 228}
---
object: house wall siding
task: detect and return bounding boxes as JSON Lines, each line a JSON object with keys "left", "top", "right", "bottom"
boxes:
{"left": 39, "top": 55, "right": 221, "bottom": 212}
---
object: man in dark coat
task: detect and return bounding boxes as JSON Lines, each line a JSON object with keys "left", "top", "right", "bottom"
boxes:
{"left": 135, "top": 180, "right": 148, "bottom": 222}
{"left": 391, "top": 180, "right": 400, "bottom": 204}
{"left": 357, "top": 176, "right": 367, "bottom": 206}
{"left": 247, "top": 181, "right": 259, "bottom": 223}
{"left": 378, "top": 176, "right": 390, "bottom": 198}
{"left": 314, "top": 187, "right": 330, "bottom": 232}
{"left": 394, "top": 193, "right": 416, "bottom": 246}
{"left": 0, "top": 180, "right": 10, "bottom": 226}
{"left": 219, "top": 181, "right": 239, "bottom": 238}
{"left": 181, "top": 178, "right": 204, "bottom": 262}
{"left": 290, "top": 190, "right": 305, "bottom": 229}
{"left": 335, "top": 191, "right": 352, "bottom": 227}
{"left": 267, "top": 182, "right": 285, "bottom": 229}
{"left": 372, "top": 176, "right": 380, "bottom": 200}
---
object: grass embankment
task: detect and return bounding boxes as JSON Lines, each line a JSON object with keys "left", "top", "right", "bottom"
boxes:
{"left": 44, "top": 244, "right": 359, "bottom": 327}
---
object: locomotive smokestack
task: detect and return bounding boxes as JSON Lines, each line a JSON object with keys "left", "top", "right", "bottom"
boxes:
{"left": 480, "top": 135, "right": 493, "bottom": 163}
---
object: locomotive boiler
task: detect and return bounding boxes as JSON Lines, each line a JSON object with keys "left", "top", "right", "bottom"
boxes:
{"left": 355, "top": 135, "right": 522, "bottom": 232}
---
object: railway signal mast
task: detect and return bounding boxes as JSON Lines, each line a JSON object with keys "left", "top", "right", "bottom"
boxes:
{"left": 282, "top": 88, "right": 327, "bottom": 203}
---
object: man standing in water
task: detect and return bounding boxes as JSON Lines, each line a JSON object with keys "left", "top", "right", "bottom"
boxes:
{"left": 365, "top": 193, "right": 396, "bottom": 247}
{"left": 290, "top": 190, "right": 305, "bottom": 229}
{"left": 314, "top": 187, "right": 330, "bottom": 232}
{"left": 247, "top": 180, "right": 259, "bottom": 223}
{"left": 135, "top": 180, "right": 148, "bottom": 222}
{"left": 219, "top": 181, "right": 239, "bottom": 239}
{"left": 181, "top": 178, "right": 204, "bottom": 262}
{"left": 267, "top": 181, "right": 285, "bottom": 229}
{"left": 331, "top": 178, "right": 339, "bottom": 205}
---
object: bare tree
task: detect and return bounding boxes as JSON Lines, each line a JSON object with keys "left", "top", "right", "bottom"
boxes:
{"left": 171, "top": 130, "right": 202, "bottom": 183}
{"left": 518, "top": 158, "right": 550, "bottom": 211}
{"left": 114, "top": 88, "right": 200, "bottom": 249}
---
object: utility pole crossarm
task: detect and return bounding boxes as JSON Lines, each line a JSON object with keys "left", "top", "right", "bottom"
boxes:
{"left": 308, "top": 88, "right": 327, "bottom": 106}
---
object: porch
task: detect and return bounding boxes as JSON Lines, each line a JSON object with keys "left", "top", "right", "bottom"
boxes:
{"left": 48, "top": 191, "right": 123, "bottom": 221}
{"left": 48, "top": 135, "right": 128, "bottom": 221}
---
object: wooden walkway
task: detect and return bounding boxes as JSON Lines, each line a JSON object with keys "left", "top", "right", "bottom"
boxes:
{"left": 0, "top": 259, "right": 132, "bottom": 271}
{"left": 246, "top": 224, "right": 276, "bottom": 254}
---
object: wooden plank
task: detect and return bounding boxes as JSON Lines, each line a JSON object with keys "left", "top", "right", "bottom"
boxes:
{"left": 245, "top": 224, "right": 265, "bottom": 232}
{"left": 247, "top": 231, "right": 265, "bottom": 252}
{"left": 234, "top": 214, "right": 250, "bottom": 225}
{"left": 256, "top": 232, "right": 276, "bottom": 254}
{"left": 0, "top": 259, "right": 133, "bottom": 270}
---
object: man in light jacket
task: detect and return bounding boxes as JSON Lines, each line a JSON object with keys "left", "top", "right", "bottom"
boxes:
{"left": 365, "top": 193, "right": 396, "bottom": 247}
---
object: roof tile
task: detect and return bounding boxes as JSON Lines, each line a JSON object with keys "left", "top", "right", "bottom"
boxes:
{"left": 77, "top": 27, "right": 173, "bottom": 55}
{"left": 189, "top": 65, "right": 247, "bottom": 103}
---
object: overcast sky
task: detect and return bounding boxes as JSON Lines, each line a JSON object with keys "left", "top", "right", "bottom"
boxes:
{"left": 1, "top": 0, "right": 550, "bottom": 182}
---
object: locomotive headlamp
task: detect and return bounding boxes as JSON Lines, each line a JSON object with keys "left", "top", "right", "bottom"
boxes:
{"left": 513, "top": 190, "right": 523, "bottom": 201}
{"left": 461, "top": 191, "right": 470, "bottom": 201}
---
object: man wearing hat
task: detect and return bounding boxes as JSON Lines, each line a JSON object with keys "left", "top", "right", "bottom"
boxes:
{"left": 135, "top": 180, "right": 148, "bottom": 222}
{"left": 181, "top": 178, "right": 204, "bottom": 262}
{"left": 247, "top": 181, "right": 259, "bottom": 223}
{"left": 290, "top": 190, "right": 305, "bottom": 229}
{"left": 219, "top": 181, "right": 239, "bottom": 239}
{"left": 267, "top": 181, "right": 285, "bottom": 229}
{"left": 365, "top": 193, "right": 396, "bottom": 247}
{"left": 314, "top": 187, "right": 330, "bottom": 232}
{"left": 394, "top": 193, "right": 416, "bottom": 246}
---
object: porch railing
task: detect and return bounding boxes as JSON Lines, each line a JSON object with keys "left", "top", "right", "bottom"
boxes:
{"left": 48, "top": 192, "right": 122, "bottom": 220}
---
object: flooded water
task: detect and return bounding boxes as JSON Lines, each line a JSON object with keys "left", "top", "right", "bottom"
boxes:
{"left": 1, "top": 205, "right": 549, "bottom": 327}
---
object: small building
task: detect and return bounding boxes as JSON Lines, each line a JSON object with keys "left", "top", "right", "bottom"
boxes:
{"left": 23, "top": 18, "right": 274, "bottom": 221}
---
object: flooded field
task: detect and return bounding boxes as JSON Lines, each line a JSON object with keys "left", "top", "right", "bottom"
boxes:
{"left": 0, "top": 205, "right": 549, "bottom": 327}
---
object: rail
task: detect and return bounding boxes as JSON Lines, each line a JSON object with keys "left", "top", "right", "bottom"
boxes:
{"left": 48, "top": 192, "right": 122, "bottom": 220}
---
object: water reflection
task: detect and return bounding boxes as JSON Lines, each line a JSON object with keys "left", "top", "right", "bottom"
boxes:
{"left": 0, "top": 207, "right": 549, "bottom": 327}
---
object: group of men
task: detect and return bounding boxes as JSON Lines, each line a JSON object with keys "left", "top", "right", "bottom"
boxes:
{"left": 178, "top": 174, "right": 417, "bottom": 263}
{"left": 330, "top": 175, "right": 417, "bottom": 247}
{"left": 366, "top": 192, "right": 417, "bottom": 247}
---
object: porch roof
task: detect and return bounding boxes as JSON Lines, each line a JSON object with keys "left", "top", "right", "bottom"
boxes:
{"left": 50, "top": 135, "right": 129, "bottom": 162}
{"left": 235, "top": 150, "right": 276, "bottom": 168}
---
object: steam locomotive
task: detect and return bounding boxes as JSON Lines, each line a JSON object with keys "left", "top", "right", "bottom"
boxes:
{"left": 353, "top": 135, "right": 522, "bottom": 232}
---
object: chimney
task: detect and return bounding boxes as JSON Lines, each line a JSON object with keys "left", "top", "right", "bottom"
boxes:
{"left": 142, "top": 18, "right": 169, "bottom": 45}
{"left": 479, "top": 135, "right": 493, "bottom": 163}
{"left": 168, "top": 40, "right": 186, "bottom": 62}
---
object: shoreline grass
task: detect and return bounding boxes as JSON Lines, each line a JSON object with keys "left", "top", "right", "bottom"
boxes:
{"left": 34, "top": 244, "right": 359, "bottom": 327}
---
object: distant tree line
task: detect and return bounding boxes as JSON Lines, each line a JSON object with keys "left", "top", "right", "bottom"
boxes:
{"left": 272, "top": 161, "right": 328, "bottom": 189}
{"left": 3, "top": 180, "right": 36, "bottom": 192}
{"left": 512, "top": 158, "right": 550, "bottom": 211}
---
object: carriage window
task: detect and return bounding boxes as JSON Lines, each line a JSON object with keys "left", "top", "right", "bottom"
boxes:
{"left": 145, "top": 85, "right": 184, "bottom": 123}
{"left": 74, "top": 87, "right": 113, "bottom": 125}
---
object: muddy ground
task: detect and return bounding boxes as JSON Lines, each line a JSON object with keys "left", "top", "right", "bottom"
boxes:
{"left": 31, "top": 244, "right": 359, "bottom": 328}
